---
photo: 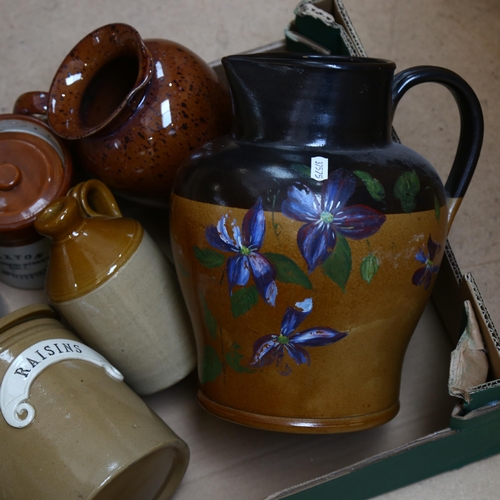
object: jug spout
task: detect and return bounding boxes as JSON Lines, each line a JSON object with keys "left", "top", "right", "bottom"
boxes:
{"left": 222, "top": 53, "right": 396, "bottom": 149}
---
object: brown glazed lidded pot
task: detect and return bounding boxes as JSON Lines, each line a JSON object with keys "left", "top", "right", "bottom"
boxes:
{"left": 14, "top": 23, "right": 231, "bottom": 203}
{"left": 0, "top": 114, "right": 73, "bottom": 289}
{"left": 170, "top": 54, "right": 483, "bottom": 433}
{"left": 0, "top": 304, "right": 189, "bottom": 499}
{"left": 34, "top": 187, "right": 196, "bottom": 396}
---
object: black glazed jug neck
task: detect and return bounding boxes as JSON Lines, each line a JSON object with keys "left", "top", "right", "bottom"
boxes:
{"left": 222, "top": 54, "right": 397, "bottom": 150}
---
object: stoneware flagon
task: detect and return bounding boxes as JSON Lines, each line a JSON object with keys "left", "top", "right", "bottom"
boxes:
{"left": 170, "top": 54, "right": 483, "bottom": 433}
{"left": 0, "top": 114, "right": 73, "bottom": 289}
{"left": 14, "top": 23, "right": 231, "bottom": 203}
{"left": 0, "top": 304, "right": 189, "bottom": 499}
{"left": 34, "top": 182, "right": 196, "bottom": 396}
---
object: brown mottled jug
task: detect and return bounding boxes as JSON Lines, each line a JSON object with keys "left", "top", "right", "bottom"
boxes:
{"left": 35, "top": 185, "right": 196, "bottom": 396}
{"left": 170, "top": 54, "right": 483, "bottom": 433}
{"left": 14, "top": 23, "right": 231, "bottom": 203}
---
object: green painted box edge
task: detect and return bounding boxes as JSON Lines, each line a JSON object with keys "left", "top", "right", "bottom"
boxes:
{"left": 275, "top": 405, "right": 500, "bottom": 500}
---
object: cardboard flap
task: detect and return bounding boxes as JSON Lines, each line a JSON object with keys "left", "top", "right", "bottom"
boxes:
{"left": 448, "top": 300, "right": 489, "bottom": 402}
{"left": 331, "top": 0, "right": 368, "bottom": 56}
{"left": 284, "top": 0, "right": 367, "bottom": 57}
{"left": 432, "top": 245, "right": 500, "bottom": 411}
{"left": 462, "top": 273, "right": 500, "bottom": 380}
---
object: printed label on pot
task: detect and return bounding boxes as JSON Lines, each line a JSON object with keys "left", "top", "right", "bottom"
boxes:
{"left": 0, "top": 339, "right": 124, "bottom": 428}
{"left": 0, "top": 238, "right": 51, "bottom": 290}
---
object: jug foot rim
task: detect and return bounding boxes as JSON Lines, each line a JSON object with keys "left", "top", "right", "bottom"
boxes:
{"left": 197, "top": 391, "right": 400, "bottom": 434}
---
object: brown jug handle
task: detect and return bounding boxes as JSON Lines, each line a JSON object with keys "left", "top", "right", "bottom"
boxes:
{"left": 13, "top": 91, "right": 49, "bottom": 116}
{"left": 391, "top": 66, "right": 483, "bottom": 228}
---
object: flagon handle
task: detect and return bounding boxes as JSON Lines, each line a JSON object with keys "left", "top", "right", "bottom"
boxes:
{"left": 67, "top": 179, "right": 122, "bottom": 218}
{"left": 391, "top": 66, "right": 483, "bottom": 226}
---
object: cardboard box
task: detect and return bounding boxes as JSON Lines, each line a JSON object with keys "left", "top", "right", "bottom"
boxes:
{"left": 143, "top": 2, "right": 500, "bottom": 498}
{"left": 3, "top": 239, "right": 496, "bottom": 499}
{"left": 141, "top": 244, "right": 500, "bottom": 500}
{"left": 1, "top": 2, "right": 498, "bottom": 498}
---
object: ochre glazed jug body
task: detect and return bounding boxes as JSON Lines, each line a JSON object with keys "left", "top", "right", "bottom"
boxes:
{"left": 170, "top": 54, "right": 483, "bottom": 433}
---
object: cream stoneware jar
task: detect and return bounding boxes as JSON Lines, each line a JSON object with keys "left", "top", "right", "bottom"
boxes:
{"left": 0, "top": 304, "right": 189, "bottom": 499}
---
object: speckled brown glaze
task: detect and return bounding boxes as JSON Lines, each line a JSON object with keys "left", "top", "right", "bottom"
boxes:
{"left": 14, "top": 24, "right": 231, "bottom": 202}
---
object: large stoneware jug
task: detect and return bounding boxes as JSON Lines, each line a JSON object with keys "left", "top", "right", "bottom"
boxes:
{"left": 170, "top": 54, "right": 483, "bottom": 433}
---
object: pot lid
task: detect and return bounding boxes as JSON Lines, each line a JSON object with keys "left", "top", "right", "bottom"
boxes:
{"left": 0, "top": 117, "right": 71, "bottom": 234}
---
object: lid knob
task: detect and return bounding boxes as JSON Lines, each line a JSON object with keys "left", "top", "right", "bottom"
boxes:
{"left": 0, "top": 163, "right": 22, "bottom": 191}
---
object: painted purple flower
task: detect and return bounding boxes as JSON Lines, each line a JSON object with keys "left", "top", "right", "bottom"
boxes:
{"left": 282, "top": 169, "right": 386, "bottom": 272}
{"left": 412, "top": 235, "right": 441, "bottom": 289}
{"left": 206, "top": 197, "right": 277, "bottom": 305}
{"left": 250, "top": 298, "right": 347, "bottom": 374}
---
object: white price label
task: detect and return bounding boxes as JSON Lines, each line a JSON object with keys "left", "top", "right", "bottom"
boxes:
{"left": 311, "top": 156, "right": 329, "bottom": 181}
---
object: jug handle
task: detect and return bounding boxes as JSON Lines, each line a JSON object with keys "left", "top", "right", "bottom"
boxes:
{"left": 67, "top": 179, "right": 122, "bottom": 218}
{"left": 391, "top": 66, "right": 483, "bottom": 228}
{"left": 13, "top": 91, "right": 49, "bottom": 116}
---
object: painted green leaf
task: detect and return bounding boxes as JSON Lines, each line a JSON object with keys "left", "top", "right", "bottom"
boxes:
{"left": 289, "top": 163, "right": 311, "bottom": 177}
{"left": 321, "top": 233, "right": 352, "bottom": 292}
{"left": 354, "top": 170, "right": 386, "bottom": 202}
{"left": 434, "top": 195, "right": 441, "bottom": 221}
{"left": 200, "top": 295, "right": 217, "bottom": 339}
{"left": 225, "top": 342, "right": 255, "bottom": 373}
{"left": 360, "top": 253, "right": 380, "bottom": 284}
{"left": 230, "top": 286, "right": 259, "bottom": 318}
{"left": 194, "top": 246, "right": 225, "bottom": 268}
{"left": 394, "top": 170, "right": 420, "bottom": 213}
{"left": 200, "top": 345, "right": 223, "bottom": 384}
{"left": 264, "top": 252, "right": 312, "bottom": 289}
